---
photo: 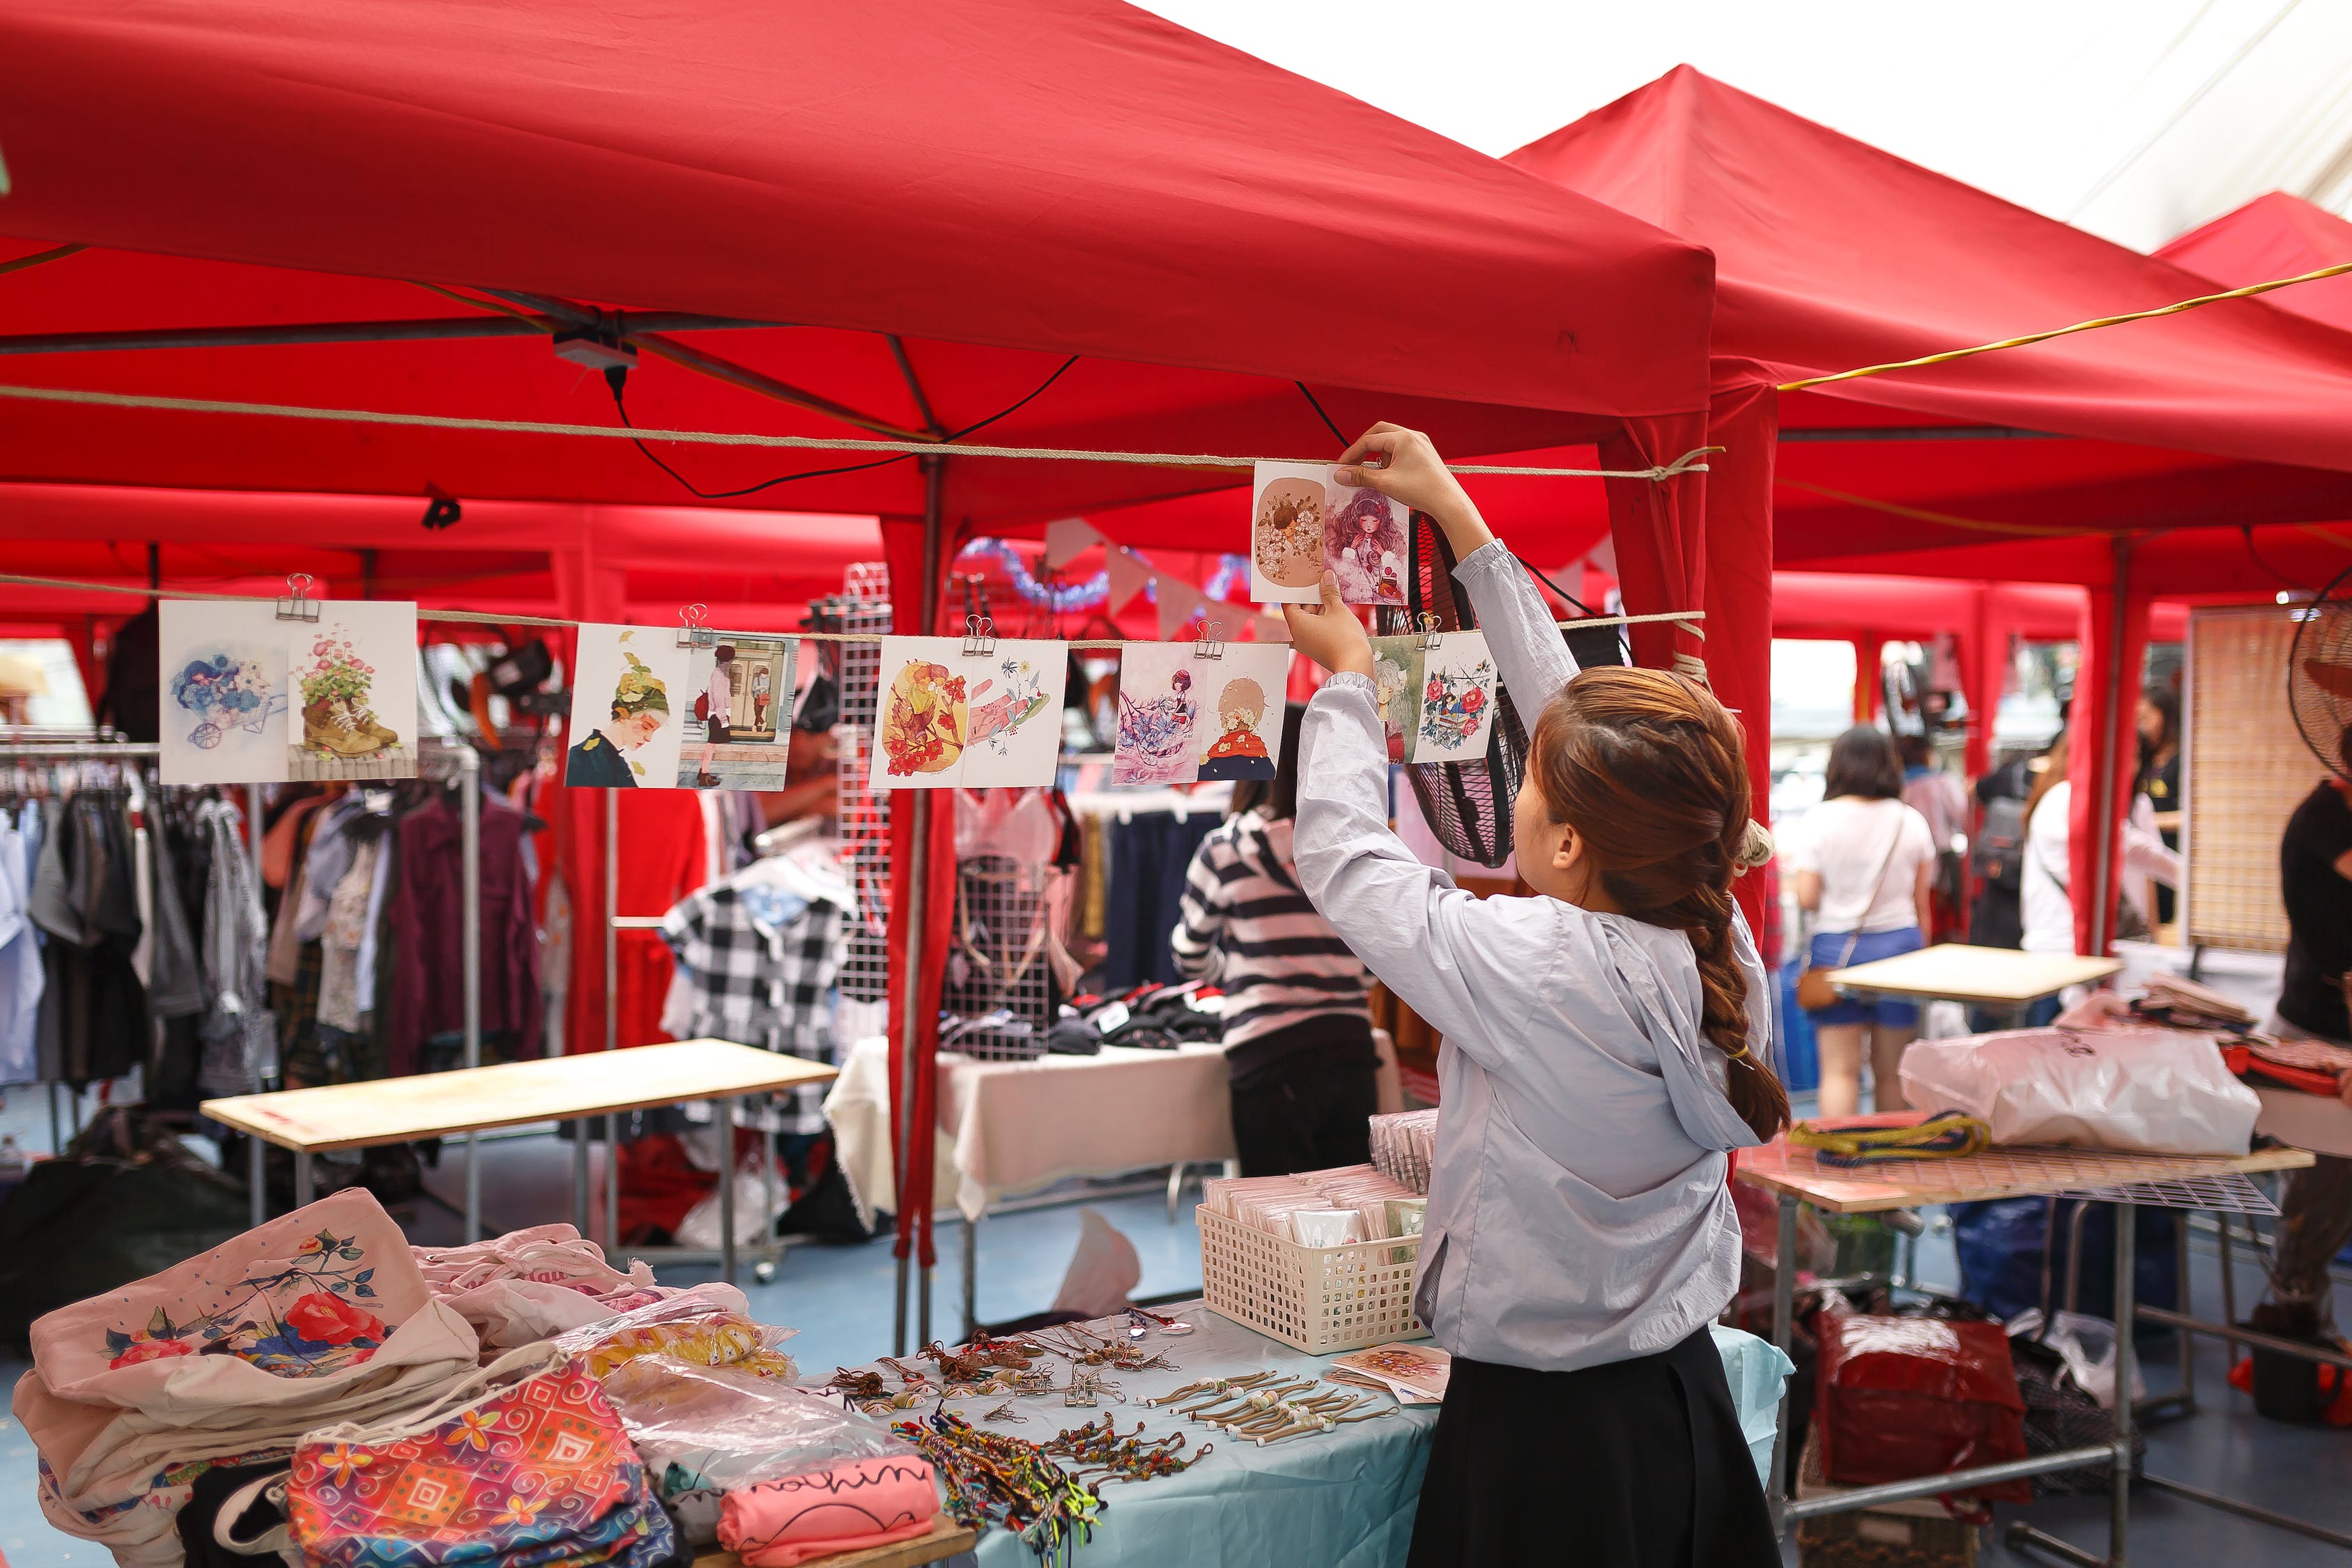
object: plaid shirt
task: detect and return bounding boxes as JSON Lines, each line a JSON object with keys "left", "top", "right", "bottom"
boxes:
{"left": 660, "top": 884, "right": 844, "bottom": 1134}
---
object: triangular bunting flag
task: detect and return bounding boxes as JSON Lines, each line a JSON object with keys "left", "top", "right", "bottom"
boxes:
{"left": 1043, "top": 517, "right": 1105, "bottom": 571}
{"left": 1154, "top": 576, "right": 1211, "bottom": 641}
{"left": 1106, "top": 547, "right": 1152, "bottom": 612}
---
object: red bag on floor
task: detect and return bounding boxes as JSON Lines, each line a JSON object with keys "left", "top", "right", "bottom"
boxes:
{"left": 1817, "top": 1312, "right": 2031, "bottom": 1503}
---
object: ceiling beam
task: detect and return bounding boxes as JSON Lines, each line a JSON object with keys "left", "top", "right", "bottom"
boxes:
{"left": 0, "top": 312, "right": 774, "bottom": 355}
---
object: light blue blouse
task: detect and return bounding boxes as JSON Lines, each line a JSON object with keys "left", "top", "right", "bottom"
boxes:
{"left": 1292, "top": 539, "right": 1771, "bottom": 1373}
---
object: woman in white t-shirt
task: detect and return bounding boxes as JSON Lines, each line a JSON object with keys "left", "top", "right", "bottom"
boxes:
{"left": 1789, "top": 725, "right": 1937, "bottom": 1115}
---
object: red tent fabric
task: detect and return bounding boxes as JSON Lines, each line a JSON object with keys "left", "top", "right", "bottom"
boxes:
{"left": 2159, "top": 193, "right": 2352, "bottom": 337}
{"left": 0, "top": 1, "right": 1717, "bottom": 1283}
{"left": 1508, "top": 68, "right": 2352, "bottom": 953}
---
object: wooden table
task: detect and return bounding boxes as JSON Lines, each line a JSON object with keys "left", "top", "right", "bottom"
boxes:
{"left": 1735, "top": 1124, "right": 2312, "bottom": 1566}
{"left": 202, "top": 1038, "right": 837, "bottom": 1283}
{"left": 1827, "top": 943, "right": 2122, "bottom": 1024}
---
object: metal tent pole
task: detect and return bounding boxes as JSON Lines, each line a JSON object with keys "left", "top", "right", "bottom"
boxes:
{"left": 893, "top": 454, "right": 946, "bottom": 1358}
{"left": 604, "top": 787, "right": 621, "bottom": 1251}
{"left": 457, "top": 745, "right": 482, "bottom": 1241}
{"left": 2089, "top": 537, "right": 2132, "bottom": 954}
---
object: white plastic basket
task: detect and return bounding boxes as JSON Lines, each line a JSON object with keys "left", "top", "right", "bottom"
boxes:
{"left": 1197, "top": 1204, "right": 1429, "bottom": 1355}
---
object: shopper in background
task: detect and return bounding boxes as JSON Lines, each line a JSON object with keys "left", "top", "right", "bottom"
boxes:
{"left": 1169, "top": 701, "right": 1376, "bottom": 1177}
{"left": 1900, "top": 731, "right": 1968, "bottom": 940}
{"left": 2022, "top": 731, "right": 2178, "bottom": 969}
{"left": 2136, "top": 688, "right": 2183, "bottom": 925}
{"left": 2258, "top": 725, "right": 2352, "bottom": 1346}
{"left": 1790, "top": 725, "right": 1937, "bottom": 1116}
{"left": 1284, "top": 422, "right": 1780, "bottom": 1568}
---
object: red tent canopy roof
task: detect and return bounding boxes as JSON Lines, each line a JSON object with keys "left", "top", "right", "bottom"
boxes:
{"left": 0, "top": 0, "right": 1712, "bottom": 525}
{"left": 2157, "top": 193, "right": 2352, "bottom": 337}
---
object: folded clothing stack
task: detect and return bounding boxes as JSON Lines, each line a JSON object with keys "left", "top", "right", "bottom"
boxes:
{"left": 15, "top": 1190, "right": 485, "bottom": 1568}
{"left": 1201, "top": 1164, "right": 1424, "bottom": 1246}
{"left": 599, "top": 1355, "right": 934, "bottom": 1560}
{"left": 411, "top": 1224, "right": 679, "bottom": 1351}
{"left": 1368, "top": 1109, "right": 1437, "bottom": 1194}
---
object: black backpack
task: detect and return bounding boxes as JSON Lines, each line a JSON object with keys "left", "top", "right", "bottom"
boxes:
{"left": 1967, "top": 795, "right": 2028, "bottom": 949}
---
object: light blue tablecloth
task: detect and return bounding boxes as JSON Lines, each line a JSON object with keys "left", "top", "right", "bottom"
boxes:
{"left": 911, "top": 1305, "right": 1790, "bottom": 1568}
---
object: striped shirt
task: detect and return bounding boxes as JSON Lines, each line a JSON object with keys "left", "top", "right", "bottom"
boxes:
{"left": 1170, "top": 809, "right": 1369, "bottom": 1045}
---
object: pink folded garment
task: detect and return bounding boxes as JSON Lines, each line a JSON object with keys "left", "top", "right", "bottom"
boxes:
{"left": 717, "top": 1455, "right": 939, "bottom": 1568}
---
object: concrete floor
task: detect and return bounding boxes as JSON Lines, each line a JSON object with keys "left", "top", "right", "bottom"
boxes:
{"left": 5, "top": 1084, "right": 2351, "bottom": 1567}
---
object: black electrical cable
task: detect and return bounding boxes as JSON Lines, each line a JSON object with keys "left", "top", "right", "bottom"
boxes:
{"left": 606, "top": 355, "right": 1082, "bottom": 500}
{"left": 1512, "top": 555, "right": 1599, "bottom": 617}
{"left": 2240, "top": 523, "right": 2312, "bottom": 593}
{"left": 1295, "top": 382, "right": 1348, "bottom": 449}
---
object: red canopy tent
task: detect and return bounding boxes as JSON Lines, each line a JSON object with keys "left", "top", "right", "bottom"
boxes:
{"left": 0, "top": 0, "right": 1716, "bottom": 1339}
{"left": 2160, "top": 193, "right": 2352, "bottom": 336}
{"left": 1507, "top": 67, "right": 2352, "bottom": 954}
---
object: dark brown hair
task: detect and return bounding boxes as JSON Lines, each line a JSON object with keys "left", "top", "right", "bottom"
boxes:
{"left": 2024, "top": 730, "right": 2070, "bottom": 825}
{"left": 1824, "top": 725, "right": 1904, "bottom": 801}
{"left": 1532, "top": 668, "right": 1790, "bottom": 1142}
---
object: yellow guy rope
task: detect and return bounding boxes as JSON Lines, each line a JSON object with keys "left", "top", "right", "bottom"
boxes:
{"left": 1778, "top": 260, "right": 2352, "bottom": 394}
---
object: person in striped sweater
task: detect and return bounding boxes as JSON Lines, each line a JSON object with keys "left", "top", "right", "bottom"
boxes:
{"left": 1171, "top": 702, "right": 1378, "bottom": 1176}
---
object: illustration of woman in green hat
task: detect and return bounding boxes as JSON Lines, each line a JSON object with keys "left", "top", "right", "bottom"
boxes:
{"left": 566, "top": 651, "right": 670, "bottom": 787}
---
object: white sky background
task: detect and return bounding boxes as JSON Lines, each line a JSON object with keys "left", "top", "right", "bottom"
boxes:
{"left": 1135, "top": 0, "right": 2352, "bottom": 251}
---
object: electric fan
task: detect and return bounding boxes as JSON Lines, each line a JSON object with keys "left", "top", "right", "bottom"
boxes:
{"left": 2288, "top": 561, "right": 2352, "bottom": 781}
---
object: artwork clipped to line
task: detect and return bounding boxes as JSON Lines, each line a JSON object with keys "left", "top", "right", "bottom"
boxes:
{"left": 869, "top": 637, "right": 1068, "bottom": 791}
{"left": 289, "top": 601, "right": 420, "bottom": 781}
{"left": 1113, "top": 641, "right": 1291, "bottom": 786}
{"left": 160, "top": 600, "right": 290, "bottom": 785}
{"left": 1367, "top": 631, "right": 1499, "bottom": 764}
{"left": 1248, "top": 461, "right": 1407, "bottom": 606}
{"left": 678, "top": 633, "right": 801, "bottom": 789}
{"left": 564, "top": 625, "right": 690, "bottom": 788}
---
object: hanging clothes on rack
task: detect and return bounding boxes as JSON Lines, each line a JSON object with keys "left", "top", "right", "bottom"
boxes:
{"left": 28, "top": 790, "right": 148, "bottom": 1089}
{"left": 0, "top": 802, "right": 45, "bottom": 1086}
{"left": 388, "top": 787, "right": 540, "bottom": 1075}
{"left": 192, "top": 796, "right": 272, "bottom": 1101}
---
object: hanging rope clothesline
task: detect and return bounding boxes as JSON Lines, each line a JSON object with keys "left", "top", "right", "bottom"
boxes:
{"left": 1777, "top": 259, "right": 2352, "bottom": 393}
{"left": 0, "top": 570, "right": 1705, "bottom": 645}
{"left": 0, "top": 382, "right": 1718, "bottom": 482}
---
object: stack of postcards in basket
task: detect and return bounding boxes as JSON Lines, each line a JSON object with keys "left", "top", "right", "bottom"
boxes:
{"left": 1368, "top": 1109, "right": 1436, "bottom": 1194}
{"left": 1201, "top": 1165, "right": 1424, "bottom": 1248}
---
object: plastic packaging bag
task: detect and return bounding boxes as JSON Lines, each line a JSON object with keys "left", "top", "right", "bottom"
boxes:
{"left": 2006, "top": 1309, "right": 2144, "bottom": 1410}
{"left": 1899, "top": 1028, "right": 2259, "bottom": 1155}
{"left": 601, "top": 1355, "right": 916, "bottom": 1546}
{"left": 552, "top": 1285, "right": 797, "bottom": 1383}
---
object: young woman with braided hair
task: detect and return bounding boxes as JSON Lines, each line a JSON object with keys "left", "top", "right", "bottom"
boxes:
{"left": 1283, "top": 424, "right": 1783, "bottom": 1568}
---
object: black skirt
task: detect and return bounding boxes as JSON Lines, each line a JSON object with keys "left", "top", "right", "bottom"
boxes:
{"left": 1406, "top": 1328, "right": 1778, "bottom": 1568}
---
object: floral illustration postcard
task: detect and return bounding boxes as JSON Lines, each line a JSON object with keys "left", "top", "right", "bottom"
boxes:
{"left": 956, "top": 640, "right": 1069, "bottom": 788}
{"left": 1330, "top": 1342, "right": 1452, "bottom": 1403}
{"left": 870, "top": 637, "right": 969, "bottom": 792}
{"left": 1414, "top": 631, "right": 1499, "bottom": 762}
{"left": 160, "top": 600, "right": 291, "bottom": 785}
{"left": 1248, "top": 461, "right": 1408, "bottom": 606}
{"left": 1112, "top": 642, "right": 1203, "bottom": 787}
{"left": 1369, "top": 636, "right": 1425, "bottom": 764}
{"left": 289, "top": 601, "right": 418, "bottom": 781}
{"left": 1194, "top": 644, "right": 1290, "bottom": 782}
{"left": 565, "top": 624, "right": 690, "bottom": 789}
{"left": 677, "top": 633, "right": 801, "bottom": 789}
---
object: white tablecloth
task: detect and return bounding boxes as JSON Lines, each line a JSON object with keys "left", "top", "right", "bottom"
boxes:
{"left": 826, "top": 1032, "right": 1400, "bottom": 1222}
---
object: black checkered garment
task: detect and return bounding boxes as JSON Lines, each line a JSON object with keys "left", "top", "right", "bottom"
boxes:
{"left": 660, "top": 887, "right": 845, "bottom": 1134}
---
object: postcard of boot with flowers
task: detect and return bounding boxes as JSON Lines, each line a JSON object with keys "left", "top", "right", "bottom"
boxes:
{"left": 290, "top": 603, "right": 420, "bottom": 781}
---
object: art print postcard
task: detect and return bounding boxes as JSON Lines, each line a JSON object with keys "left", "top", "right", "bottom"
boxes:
{"left": 676, "top": 633, "right": 800, "bottom": 789}
{"left": 1112, "top": 643, "right": 1202, "bottom": 787}
{"left": 1248, "top": 460, "right": 1408, "bottom": 606}
{"left": 870, "top": 638, "right": 1068, "bottom": 791}
{"left": 565, "top": 624, "right": 690, "bottom": 789}
{"left": 1369, "top": 636, "right": 1425, "bottom": 764}
{"left": 1194, "top": 644, "right": 1290, "bottom": 782}
{"left": 289, "top": 602, "right": 419, "bottom": 781}
{"left": 1330, "top": 1343, "right": 1451, "bottom": 1404}
{"left": 160, "top": 600, "right": 290, "bottom": 785}
{"left": 1413, "top": 632, "right": 1499, "bottom": 762}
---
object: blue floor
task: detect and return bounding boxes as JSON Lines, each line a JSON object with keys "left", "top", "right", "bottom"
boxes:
{"left": 7, "top": 1085, "right": 2352, "bottom": 1567}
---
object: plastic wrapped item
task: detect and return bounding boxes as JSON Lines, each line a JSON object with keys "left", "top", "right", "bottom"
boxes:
{"left": 1899, "top": 1028, "right": 2260, "bottom": 1155}
{"left": 2006, "top": 1309, "right": 2144, "bottom": 1411}
{"left": 413, "top": 1224, "right": 674, "bottom": 1349}
{"left": 1816, "top": 1312, "right": 2031, "bottom": 1503}
{"left": 552, "top": 1286, "right": 797, "bottom": 1383}
{"left": 601, "top": 1355, "right": 917, "bottom": 1548}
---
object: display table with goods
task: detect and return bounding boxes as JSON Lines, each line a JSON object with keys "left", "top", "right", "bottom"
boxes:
{"left": 1737, "top": 1097, "right": 2311, "bottom": 1567}
{"left": 826, "top": 1031, "right": 1399, "bottom": 1337}
{"left": 1824, "top": 944, "right": 2123, "bottom": 1026}
{"left": 203, "top": 1039, "right": 838, "bottom": 1285}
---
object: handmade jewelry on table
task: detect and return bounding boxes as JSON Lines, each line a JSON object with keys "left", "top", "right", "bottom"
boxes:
{"left": 1148, "top": 1371, "right": 1274, "bottom": 1408}
{"left": 1063, "top": 1369, "right": 1126, "bottom": 1407}
{"left": 983, "top": 1399, "right": 1030, "bottom": 1425}
{"left": 1125, "top": 1305, "right": 1194, "bottom": 1337}
{"left": 1183, "top": 1377, "right": 1316, "bottom": 1424}
{"left": 1252, "top": 1404, "right": 1400, "bottom": 1447}
{"left": 894, "top": 1408, "right": 1102, "bottom": 1563}
{"left": 827, "top": 1367, "right": 886, "bottom": 1401}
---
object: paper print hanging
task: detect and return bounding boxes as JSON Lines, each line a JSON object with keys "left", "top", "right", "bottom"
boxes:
{"left": 678, "top": 633, "right": 801, "bottom": 789}
{"left": 870, "top": 637, "right": 1067, "bottom": 791}
{"left": 1112, "top": 643, "right": 1201, "bottom": 787}
{"left": 1248, "top": 461, "right": 1408, "bottom": 607}
{"left": 1413, "top": 632, "right": 1500, "bottom": 762}
{"left": 290, "top": 602, "right": 419, "bottom": 781}
{"left": 160, "top": 600, "right": 290, "bottom": 785}
{"left": 565, "top": 625, "right": 690, "bottom": 788}
{"left": 1194, "top": 645, "right": 1291, "bottom": 782}
{"left": 1369, "top": 636, "right": 1424, "bottom": 764}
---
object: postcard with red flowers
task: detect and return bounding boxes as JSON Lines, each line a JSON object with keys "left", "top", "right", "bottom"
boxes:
{"left": 1413, "top": 632, "right": 1498, "bottom": 763}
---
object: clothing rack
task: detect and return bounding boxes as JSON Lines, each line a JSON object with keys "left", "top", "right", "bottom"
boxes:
{"left": 413, "top": 741, "right": 485, "bottom": 1241}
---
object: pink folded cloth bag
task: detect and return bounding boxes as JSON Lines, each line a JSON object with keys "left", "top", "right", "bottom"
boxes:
{"left": 717, "top": 1454, "right": 939, "bottom": 1567}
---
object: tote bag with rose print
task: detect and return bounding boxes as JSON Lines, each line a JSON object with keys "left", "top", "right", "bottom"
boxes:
{"left": 17, "top": 1191, "right": 479, "bottom": 1568}
{"left": 289, "top": 1343, "right": 677, "bottom": 1568}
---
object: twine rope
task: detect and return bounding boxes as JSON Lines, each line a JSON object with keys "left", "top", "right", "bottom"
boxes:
{"left": 0, "top": 381, "right": 1716, "bottom": 482}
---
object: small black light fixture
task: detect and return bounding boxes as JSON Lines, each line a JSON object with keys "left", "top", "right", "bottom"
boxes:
{"left": 421, "top": 494, "right": 463, "bottom": 531}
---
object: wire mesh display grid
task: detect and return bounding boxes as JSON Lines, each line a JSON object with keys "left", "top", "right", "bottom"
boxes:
{"left": 1739, "top": 1138, "right": 2298, "bottom": 1215}
{"left": 819, "top": 573, "right": 892, "bottom": 1004}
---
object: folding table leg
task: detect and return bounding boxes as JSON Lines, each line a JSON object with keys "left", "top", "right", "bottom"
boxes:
{"left": 1767, "top": 1190, "right": 1798, "bottom": 1537}
{"left": 2008, "top": 1198, "right": 2136, "bottom": 1568}
{"left": 573, "top": 1123, "right": 590, "bottom": 1238}
{"left": 2174, "top": 1211, "right": 2194, "bottom": 1409}
{"left": 249, "top": 1136, "right": 266, "bottom": 1229}
{"left": 293, "top": 1150, "right": 314, "bottom": 1209}
{"left": 2218, "top": 1214, "right": 2242, "bottom": 1371}
{"left": 962, "top": 1213, "right": 978, "bottom": 1342}
{"left": 716, "top": 1096, "right": 736, "bottom": 1286}
{"left": 1166, "top": 1162, "right": 1185, "bottom": 1223}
